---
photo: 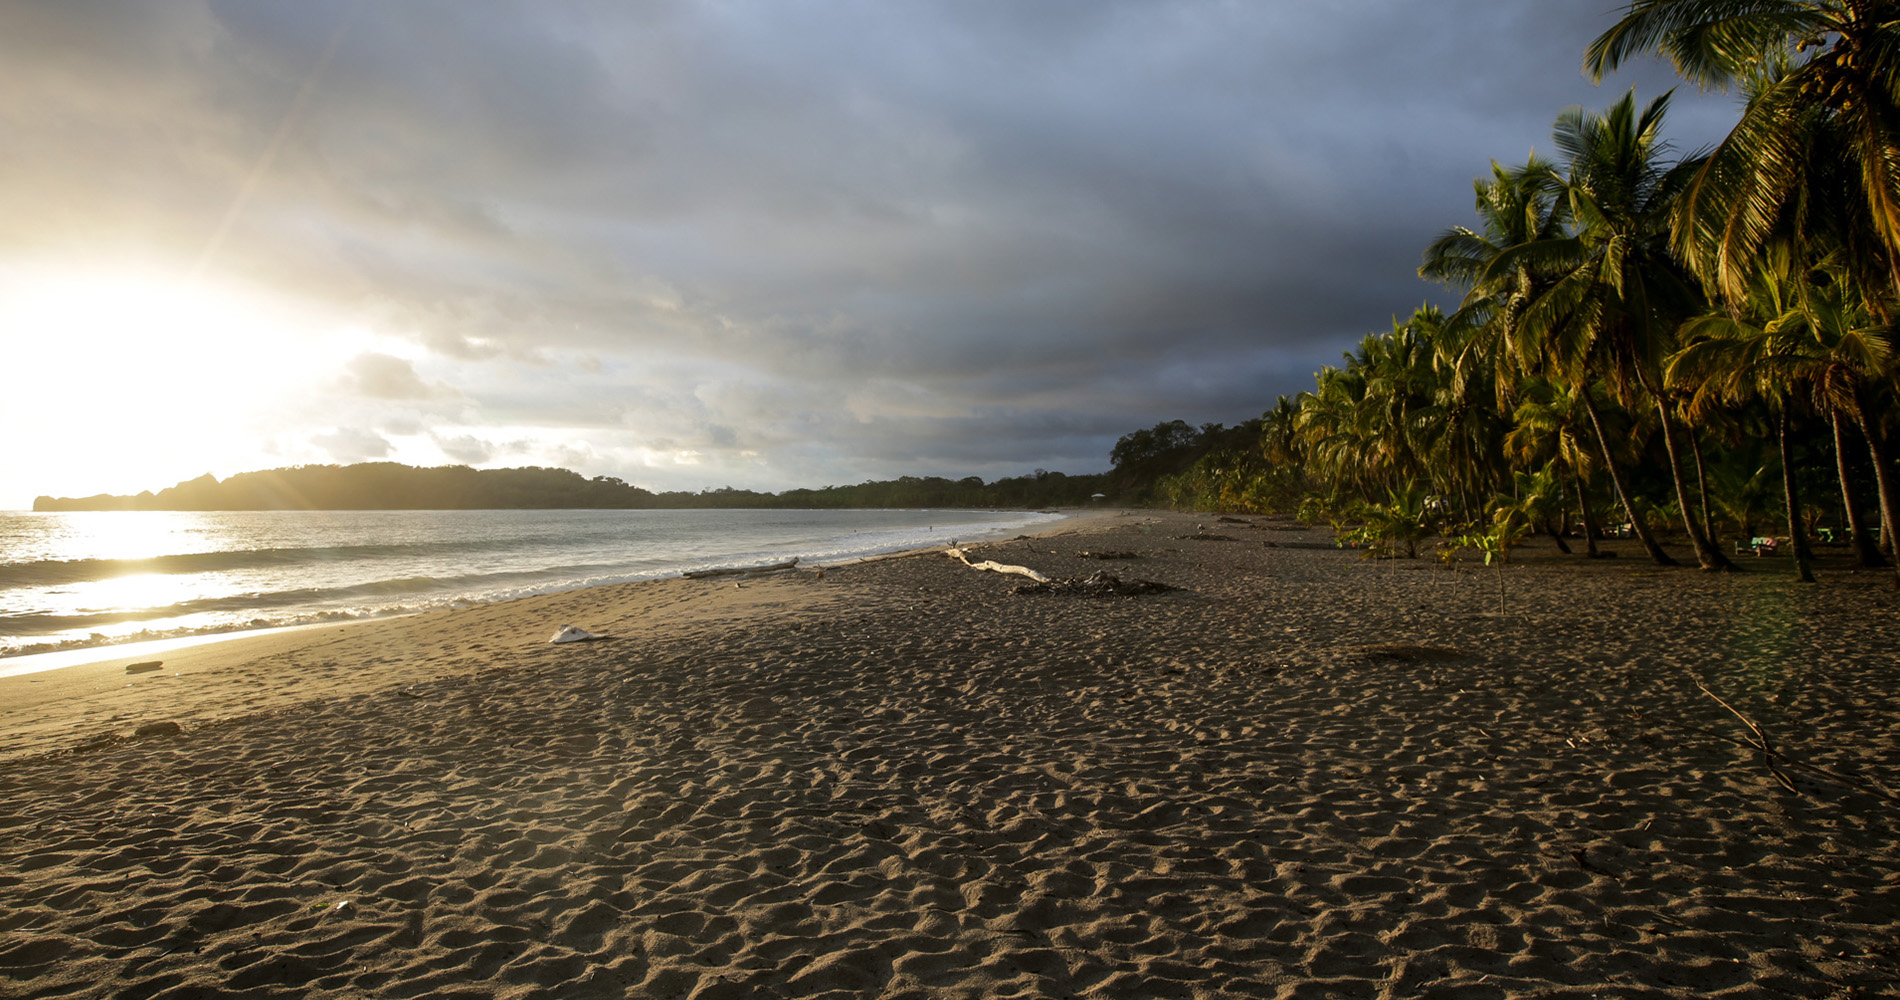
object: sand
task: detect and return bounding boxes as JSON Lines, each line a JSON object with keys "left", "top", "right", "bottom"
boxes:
{"left": 3, "top": 510, "right": 1897, "bottom": 999}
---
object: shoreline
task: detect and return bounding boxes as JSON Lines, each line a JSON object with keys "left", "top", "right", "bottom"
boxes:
{"left": 4, "top": 508, "right": 1896, "bottom": 998}
{"left": 0, "top": 506, "right": 1117, "bottom": 674}
{"left": 0, "top": 508, "right": 1134, "bottom": 757}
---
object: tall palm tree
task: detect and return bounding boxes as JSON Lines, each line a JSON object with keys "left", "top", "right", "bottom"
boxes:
{"left": 1687, "top": 249, "right": 1892, "bottom": 562}
{"left": 1421, "top": 157, "right": 1674, "bottom": 558}
{"left": 1671, "top": 275, "right": 1822, "bottom": 581}
{"left": 1587, "top": 1, "right": 1900, "bottom": 312}
{"left": 1423, "top": 157, "right": 1571, "bottom": 404}
{"left": 1673, "top": 249, "right": 1896, "bottom": 574}
{"left": 1503, "top": 91, "right": 1733, "bottom": 568}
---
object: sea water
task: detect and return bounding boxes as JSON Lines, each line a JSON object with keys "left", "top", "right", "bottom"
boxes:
{"left": 0, "top": 507, "right": 1065, "bottom": 657}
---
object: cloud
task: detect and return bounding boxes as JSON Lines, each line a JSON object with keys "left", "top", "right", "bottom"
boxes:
{"left": 337, "top": 352, "right": 456, "bottom": 400}
{"left": 433, "top": 432, "right": 494, "bottom": 465}
{"left": 0, "top": 1, "right": 1749, "bottom": 502}
{"left": 310, "top": 427, "right": 392, "bottom": 463}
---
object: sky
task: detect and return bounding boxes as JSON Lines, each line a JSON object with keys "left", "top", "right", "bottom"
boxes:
{"left": 0, "top": 1, "right": 1747, "bottom": 508}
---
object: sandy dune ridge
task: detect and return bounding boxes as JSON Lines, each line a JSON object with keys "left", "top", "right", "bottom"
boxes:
{"left": 2, "top": 510, "right": 1897, "bottom": 998}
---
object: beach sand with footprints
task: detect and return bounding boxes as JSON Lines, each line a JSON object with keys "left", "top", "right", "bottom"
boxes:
{"left": 3, "top": 509, "right": 1897, "bottom": 998}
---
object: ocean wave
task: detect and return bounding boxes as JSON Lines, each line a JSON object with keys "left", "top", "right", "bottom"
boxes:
{"left": 0, "top": 539, "right": 532, "bottom": 589}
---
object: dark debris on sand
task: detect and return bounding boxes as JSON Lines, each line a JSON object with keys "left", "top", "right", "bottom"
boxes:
{"left": 1013, "top": 570, "right": 1181, "bottom": 596}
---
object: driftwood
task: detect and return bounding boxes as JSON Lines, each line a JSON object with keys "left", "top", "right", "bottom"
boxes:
{"left": 1076, "top": 550, "right": 1139, "bottom": 560}
{"left": 944, "top": 547, "right": 1049, "bottom": 583}
{"left": 683, "top": 557, "right": 800, "bottom": 579}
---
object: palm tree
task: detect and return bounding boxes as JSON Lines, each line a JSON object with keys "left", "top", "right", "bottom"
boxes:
{"left": 1508, "top": 377, "right": 1612, "bottom": 556}
{"left": 1672, "top": 305, "right": 1821, "bottom": 580}
{"left": 1423, "top": 157, "right": 1571, "bottom": 405}
{"left": 1587, "top": 1, "right": 1900, "bottom": 312}
{"left": 1503, "top": 91, "right": 1733, "bottom": 568}
{"left": 1261, "top": 396, "right": 1304, "bottom": 468}
{"left": 1297, "top": 363, "right": 1373, "bottom": 501}
{"left": 1422, "top": 158, "right": 1653, "bottom": 557}
{"left": 1672, "top": 249, "right": 1896, "bottom": 575}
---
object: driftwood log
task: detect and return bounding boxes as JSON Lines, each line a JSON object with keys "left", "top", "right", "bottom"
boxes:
{"left": 683, "top": 557, "right": 800, "bottom": 579}
{"left": 944, "top": 547, "right": 1050, "bottom": 583}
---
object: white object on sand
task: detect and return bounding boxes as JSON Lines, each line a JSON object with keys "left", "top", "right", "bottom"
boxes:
{"left": 549, "top": 625, "right": 605, "bottom": 643}
{"left": 944, "top": 547, "right": 1050, "bottom": 583}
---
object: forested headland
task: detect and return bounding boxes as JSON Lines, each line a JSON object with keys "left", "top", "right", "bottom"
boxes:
{"left": 31, "top": 463, "right": 1117, "bottom": 512}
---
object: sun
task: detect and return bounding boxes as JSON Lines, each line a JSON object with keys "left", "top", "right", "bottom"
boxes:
{"left": 0, "top": 263, "right": 317, "bottom": 505}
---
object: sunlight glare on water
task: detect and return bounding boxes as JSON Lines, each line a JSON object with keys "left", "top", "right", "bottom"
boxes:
{"left": 1, "top": 508, "right": 1066, "bottom": 657}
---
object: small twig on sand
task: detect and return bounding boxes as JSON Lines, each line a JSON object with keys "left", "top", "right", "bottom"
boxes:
{"left": 1695, "top": 680, "right": 1778, "bottom": 756}
{"left": 1692, "top": 678, "right": 1900, "bottom": 803}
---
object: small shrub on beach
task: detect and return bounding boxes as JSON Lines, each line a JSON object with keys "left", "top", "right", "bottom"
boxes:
{"left": 1333, "top": 483, "right": 1433, "bottom": 558}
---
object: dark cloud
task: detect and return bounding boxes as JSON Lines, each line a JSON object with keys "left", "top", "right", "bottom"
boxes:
{"left": 0, "top": 0, "right": 1743, "bottom": 494}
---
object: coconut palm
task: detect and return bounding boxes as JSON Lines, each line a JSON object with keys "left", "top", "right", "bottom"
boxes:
{"left": 1499, "top": 91, "right": 1734, "bottom": 568}
{"left": 1672, "top": 249, "right": 1896, "bottom": 576}
{"left": 1507, "top": 377, "right": 1615, "bottom": 556}
{"left": 1297, "top": 363, "right": 1373, "bottom": 501}
{"left": 1587, "top": 1, "right": 1900, "bottom": 311}
{"left": 1422, "top": 159, "right": 1651, "bottom": 557}
{"left": 1422, "top": 158, "right": 1575, "bottom": 414}
{"left": 1260, "top": 396, "right": 1304, "bottom": 468}
{"left": 1672, "top": 338, "right": 1820, "bottom": 580}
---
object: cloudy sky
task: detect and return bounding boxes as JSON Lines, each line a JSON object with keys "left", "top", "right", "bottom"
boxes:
{"left": 0, "top": 1, "right": 1744, "bottom": 508}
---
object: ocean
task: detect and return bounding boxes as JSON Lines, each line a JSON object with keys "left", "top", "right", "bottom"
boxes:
{"left": 0, "top": 507, "right": 1067, "bottom": 658}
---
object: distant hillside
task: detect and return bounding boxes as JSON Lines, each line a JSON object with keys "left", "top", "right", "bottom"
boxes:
{"left": 32, "top": 462, "right": 1114, "bottom": 511}
{"left": 33, "top": 464, "right": 658, "bottom": 511}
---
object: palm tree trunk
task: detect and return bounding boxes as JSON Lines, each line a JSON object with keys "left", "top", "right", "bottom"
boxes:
{"left": 1832, "top": 410, "right": 1886, "bottom": 567}
{"left": 1850, "top": 384, "right": 1900, "bottom": 582}
{"left": 1573, "top": 470, "right": 1602, "bottom": 558}
{"left": 1581, "top": 388, "right": 1676, "bottom": 565}
{"left": 1546, "top": 514, "right": 1572, "bottom": 554}
{"left": 1689, "top": 431, "right": 1717, "bottom": 548}
{"left": 1653, "top": 397, "right": 1734, "bottom": 570}
{"left": 1779, "top": 412, "right": 1815, "bottom": 583}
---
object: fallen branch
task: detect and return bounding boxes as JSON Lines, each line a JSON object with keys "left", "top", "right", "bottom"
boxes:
{"left": 1692, "top": 678, "right": 1900, "bottom": 803}
{"left": 944, "top": 547, "right": 1049, "bottom": 583}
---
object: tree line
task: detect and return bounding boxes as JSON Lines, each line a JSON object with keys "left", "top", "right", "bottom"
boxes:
{"left": 33, "top": 463, "right": 1113, "bottom": 512}
{"left": 1136, "top": 3, "right": 1900, "bottom": 584}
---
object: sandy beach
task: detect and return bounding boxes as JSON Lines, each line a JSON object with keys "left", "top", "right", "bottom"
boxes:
{"left": 3, "top": 509, "right": 1897, "bottom": 999}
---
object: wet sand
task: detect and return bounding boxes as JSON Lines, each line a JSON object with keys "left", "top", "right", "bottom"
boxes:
{"left": 3, "top": 510, "right": 1897, "bottom": 999}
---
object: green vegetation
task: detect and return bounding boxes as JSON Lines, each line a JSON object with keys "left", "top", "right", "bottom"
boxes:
{"left": 1134, "top": 4, "right": 1900, "bottom": 582}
